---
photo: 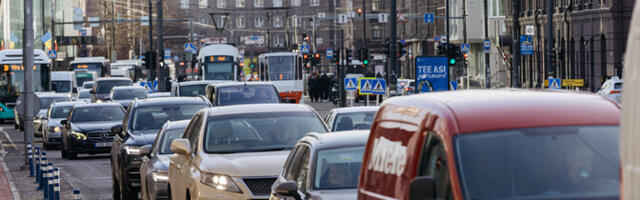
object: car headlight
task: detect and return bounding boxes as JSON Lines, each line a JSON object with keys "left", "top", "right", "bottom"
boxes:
{"left": 70, "top": 131, "right": 87, "bottom": 140}
{"left": 48, "top": 126, "right": 60, "bottom": 133}
{"left": 200, "top": 173, "right": 241, "bottom": 193}
{"left": 34, "top": 119, "right": 41, "bottom": 124}
{"left": 124, "top": 146, "right": 142, "bottom": 155}
{"left": 96, "top": 99, "right": 103, "bottom": 103}
{"left": 151, "top": 171, "right": 169, "bottom": 183}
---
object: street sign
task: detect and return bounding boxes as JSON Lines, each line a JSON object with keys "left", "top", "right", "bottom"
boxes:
{"left": 89, "top": 17, "right": 100, "bottom": 27}
{"left": 520, "top": 35, "right": 534, "bottom": 55}
{"left": 461, "top": 43, "right": 470, "bottom": 53}
{"left": 378, "top": 13, "right": 388, "bottom": 23}
{"left": 424, "top": 13, "right": 434, "bottom": 23}
{"left": 397, "top": 13, "right": 407, "bottom": 23}
{"left": 358, "top": 78, "right": 379, "bottom": 95}
{"left": 184, "top": 43, "right": 197, "bottom": 53}
{"left": 548, "top": 78, "right": 562, "bottom": 90}
{"left": 339, "top": 14, "right": 348, "bottom": 24}
{"left": 300, "top": 44, "right": 310, "bottom": 54}
{"left": 450, "top": 81, "right": 458, "bottom": 90}
{"left": 525, "top": 25, "right": 535, "bottom": 36}
{"left": 48, "top": 50, "right": 57, "bottom": 59}
{"left": 562, "top": 79, "right": 585, "bottom": 87}
{"left": 415, "top": 56, "right": 449, "bottom": 92}
{"left": 440, "top": 35, "right": 448, "bottom": 44}
{"left": 318, "top": 12, "right": 326, "bottom": 18}
{"left": 164, "top": 49, "right": 171, "bottom": 59}
{"left": 348, "top": 11, "right": 356, "bottom": 18}
{"left": 15, "top": 94, "right": 41, "bottom": 117}
{"left": 344, "top": 78, "right": 358, "bottom": 91}
{"left": 370, "top": 79, "right": 386, "bottom": 95}
{"left": 483, "top": 40, "right": 491, "bottom": 52}
{"left": 141, "top": 16, "right": 149, "bottom": 26}
{"left": 79, "top": 29, "right": 87, "bottom": 36}
{"left": 326, "top": 49, "right": 333, "bottom": 59}
{"left": 140, "top": 80, "right": 159, "bottom": 93}
{"left": 434, "top": 35, "right": 441, "bottom": 42}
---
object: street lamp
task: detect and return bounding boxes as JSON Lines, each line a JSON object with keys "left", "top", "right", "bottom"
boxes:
{"left": 209, "top": 12, "right": 230, "bottom": 43}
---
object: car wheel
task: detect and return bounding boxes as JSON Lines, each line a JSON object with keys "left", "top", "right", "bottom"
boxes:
{"left": 14, "top": 123, "right": 18, "bottom": 130}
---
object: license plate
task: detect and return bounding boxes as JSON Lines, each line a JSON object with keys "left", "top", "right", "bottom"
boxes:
{"left": 94, "top": 142, "right": 112, "bottom": 148}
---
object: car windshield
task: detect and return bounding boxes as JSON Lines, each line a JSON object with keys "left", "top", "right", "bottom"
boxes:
{"left": 112, "top": 88, "right": 148, "bottom": 100}
{"left": 78, "top": 90, "right": 91, "bottom": 99}
{"left": 203, "top": 112, "right": 327, "bottom": 153}
{"left": 40, "top": 97, "right": 71, "bottom": 110}
{"left": 131, "top": 104, "right": 208, "bottom": 133}
{"left": 179, "top": 84, "right": 207, "bottom": 97}
{"left": 159, "top": 128, "right": 187, "bottom": 154}
{"left": 97, "top": 80, "right": 132, "bottom": 94}
{"left": 614, "top": 82, "right": 623, "bottom": 90}
{"left": 205, "top": 62, "right": 233, "bottom": 80}
{"left": 314, "top": 146, "right": 365, "bottom": 190}
{"left": 71, "top": 106, "right": 124, "bottom": 123}
{"left": 333, "top": 111, "right": 377, "bottom": 131}
{"left": 82, "top": 82, "right": 94, "bottom": 89}
{"left": 216, "top": 85, "right": 280, "bottom": 106}
{"left": 455, "top": 126, "right": 619, "bottom": 199}
{"left": 52, "top": 81, "right": 72, "bottom": 93}
{"left": 50, "top": 106, "right": 73, "bottom": 118}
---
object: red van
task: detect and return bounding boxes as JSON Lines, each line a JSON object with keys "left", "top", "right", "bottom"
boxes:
{"left": 358, "top": 89, "right": 621, "bottom": 200}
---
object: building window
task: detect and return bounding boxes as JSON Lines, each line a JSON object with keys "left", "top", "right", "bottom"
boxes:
{"left": 217, "top": 0, "right": 226, "bottom": 8}
{"left": 236, "top": 15, "right": 245, "bottom": 28}
{"left": 236, "top": 0, "right": 245, "bottom": 7}
{"left": 292, "top": 15, "right": 300, "bottom": 27}
{"left": 490, "top": 0, "right": 506, "bottom": 17}
{"left": 273, "top": 0, "right": 283, "bottom": 7}
{"left": 373, "top": 25, "right": 382, "bottom": 39}
{"left": 273, "top": 16, "right": 284, "bottom": 27}
{"left": 291, "top": 0, "right": 301, "bottom": 7}
{"left": 181, "top": 0, "right": 190, "bottom": 9}
{"left": 372, "top": 0, "right": 384, "bottom": 11}
{"left": 274, "top": 36, "right": 284, "bottom": 47}
{"left": 310, "top": 0, "right": 319, "bottom": 6}
{"left": 199, "top": 0, "right": 208, "bottom": 8}
{"left": 255, "top": 16, "right": 265, "bottom": 28}
{"left": 254, "top": 0, "right": 264, "bottom": 7}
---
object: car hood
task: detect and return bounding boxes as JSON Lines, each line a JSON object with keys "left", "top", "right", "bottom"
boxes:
{"left": 46, "top": 118, "right": 64, "bottom": 127}
{"left": 36, "top": 109, "right": 47, "bottom": 118}
{"left": 72, "top": 121, "right": 122, "bottom": 132}
{"left": 308, "top": 189, "right": 358, "bottom": 200}
{"left": 125, "top": 130, "right": 160, "bottom": 145}
{"left": 201, "top": 150, "right": 290, "bottom": 177}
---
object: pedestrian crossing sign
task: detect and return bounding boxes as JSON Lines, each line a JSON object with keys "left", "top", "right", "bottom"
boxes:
{"left": 370, "top": 79, "right": 386, "bottom": 95}
{"left": 548, "top": 78, "right": 561, "bottom": 90}
{"left": 344, "top": 78, "right": 358, "bottom": 91}
{"left": 359, "top": 78, "right": 386, "bottom": 95}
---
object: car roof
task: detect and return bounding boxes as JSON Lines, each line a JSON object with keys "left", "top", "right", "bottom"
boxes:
{"left": 204, "top": 104, "right": 313, "bottom": 116}
{"left": 300, "top": 130, "right": 369, "bottom": 150}
{"left": 213, "top": 82, "right": 275, "bottom": 88}
{"left": 73, "top": 103, "right": 123, "bottom": 108}
{"left": 176, "top": 80, "right": 232, "bottom": 86}
{"left": 166, "top": 120, "right": 191, "bottom": 130}
{"left": 96, "top": 77, "right": 132, "bottom": 82}
{"left": 133, "top": 97, "right": 209, "bottom": 107}
{"left": 83, "top": 81, "right": 95, "bottom": 84}
{"left": 36, "top": 92, "right": 71, "bottom": 98}
{"left": 380, "top": 89, "right": 620, "bottom": 135}
{"left": 51, "top": 101, "right": 87, "bottom": 107}
{"left": 112, "top": 86, "right": 146, "bottom": 90}
{"left": 329, "top": 106, "right": 379, "bottom": 114}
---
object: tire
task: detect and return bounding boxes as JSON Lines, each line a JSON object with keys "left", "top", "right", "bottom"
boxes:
{"left": 167, "top": 184, "right": 172, "bottom": 200}
{"left": 112, "top": 173, "right": 121, "bottom": 200}
{"left": 14, "top": 123, "right": 18, "bottom": 130}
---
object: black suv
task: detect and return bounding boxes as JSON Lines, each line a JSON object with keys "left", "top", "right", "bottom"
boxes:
{"left": 60, "top": 103, "right": 125, "bottom": 159}
{"left": 110, "top": 97, "right": 211, "bottom": 200}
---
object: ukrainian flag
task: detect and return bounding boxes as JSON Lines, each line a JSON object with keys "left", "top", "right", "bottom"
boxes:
{"left": 41, "top": 32, "right": 52, "bottom": 50}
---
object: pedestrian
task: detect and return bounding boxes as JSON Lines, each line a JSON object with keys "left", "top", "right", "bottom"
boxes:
{"left": 313, "top": 73, "right": 321, "bottom": 102}
{"left": 308, "top": 73, "right": 316, "bottom": 102}
{"left": 320, "top": 72, "right": 329, "bottom": 101}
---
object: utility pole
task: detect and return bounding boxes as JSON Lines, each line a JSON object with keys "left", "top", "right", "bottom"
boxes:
{"left": 51, "top": 0, "right": 56, "bottom": 70}
{"left": 389, "top": 0, "right": 397, "bottom": 85}
{"left": 362, "top": 0, "right": 366, "bottom": 54}
{"left": 41, "top": 0, "right": 45, "bottom": 50}
{"left": 157, "top": 0, "right": 166, "bottom": 92}
{"left": 23, "top": 0, "right": 35, "bottom": 165}
{"left": 484, "top": 0, "right": 490, "bottom": 88}
{"left": 112, "top": 0, "right": 117, "bottom": 62}
{"left": 148, "top": 0, "right": 155, "bottom": 81}
{"left": 545, "top": 0, "right": 554, "bottom": 79}
{"left": 512, "top": 0, "right": 521, "bottom": 87}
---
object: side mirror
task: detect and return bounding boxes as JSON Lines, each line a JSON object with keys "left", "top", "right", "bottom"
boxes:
{"left": 140, "top": 144, "right": 153, "bottom": 157}
{"left": 274, "top": 181, "right": 301, "bottom": 200}
{"left": 409, "top": 176, "right": 437, "bottom": 200}
{"left": 111, "top": 124, "right": 123, "bottom": 136}
{"left": 171, "top": 139, "right": 191, "bottom": 155}
{"left": 60, "top": 119, "right": 68, "bottom": 125}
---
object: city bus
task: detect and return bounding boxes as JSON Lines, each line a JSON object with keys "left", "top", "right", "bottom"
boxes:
{"left": 110, "top": 59, "right": 143, "bottom": 82}
{"left": 258, "top": 52, "right": 304, "bottom": 103}
{"left": 197, "top": 44, "right": 240, "bottom": 81}
{"left": 70, "top": 56, "right": 110, "bottom": 85}
{"left": 0, "top": 49, "right": 51, "bottom": 122}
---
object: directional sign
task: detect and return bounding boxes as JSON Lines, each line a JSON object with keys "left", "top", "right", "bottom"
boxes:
{"left": 164, "top": 49, "right": 171, "bottom": 59}
{"left": 89, "top": 17, "right": 100, "bottom": 27}
{"left": 397, "top": 13, "right": 407, "bottom": 23}
{"left": 370, "top": 79, "right": 386, "bottom": 95}
{"left": 378, "top": 13, "right": 388, "bottom": 23}
{"left": 424, "top": 13, "right": 434, "bottom": 23}
{"left": 358, "top": 78, "right": 375, "bottom": 95}
{"left": 483, "top": 40, "right": 491, "bottom": 52}
{"left": 520, "top": 35, "right": 534, "bottom": 55}
{"left": 300, "top": 44, "right": 310, "bottom": 54}
{"left": 48, "top": 50, "right": 57, "bottom": 59}
{"left": 326, "top": 49, "right": 333, "bottom": 59}
{"left": 141, "top": 16, "right": 150, "bottom": 26}
{"left": 139, "top": 80, "right": 159, "bottom": 93}
{"left": 548, "top": 78, "right": 562, "bottom": 90}
{"left": 450, "top": 81, "right": 458, "bottom": 90}
{"left": 461, "top": 43, "right": 470, "bottom": 53}
{"left": 416, "top": 56, "right": 449, "bottom": 92}
{"left": 339, "top": 14, "right": 348, "bottom": 24}
{"left": 344, "top": 78, "right": 358, "bottom": 91}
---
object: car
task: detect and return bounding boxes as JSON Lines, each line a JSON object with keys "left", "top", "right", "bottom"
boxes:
{"left": 205, "top": 82, "right": 281, "bottom": 106}
{"left": 76, "top": 89, "right": 92, "bottom": 102}
{"left": 43, "top": 101, "right": 87, "bottom": 149}
{"left": 149, "top": 92, "right": 171, "bottom": 98}
{"left": 396, "top": 79, "right": 415, "bottom": 95}
{"left": 168, "top": 104, "right": 328, "bottom": 200}
{"left": 91, "top": 77, "right": 133, "bottom": 103}
{"left": 110, "top": 86, "right": 149, "bottom": 109}
{"left": 60, "top": 103, "right": 126, "bottom": 159}
{"left": 324, "top": 107, "right": 379, "bottom": 131}
{"left": 140, "top": 120, "right": 190, "bottom": 200}
{"left": 170, "top": 80, "right": 229, "bottom": 97}
{"left": 18, "top": 92, "right": 72, "bottom": 134}
{"left": 51, "top": 71, "right": 78, "bottom": 95}
{"left": 358, "top": 89, "right": 621, "bottom": 200}
{"left": 82, "top": 81, "right": 95, "bottom": 89}
{"left": 270, "top": 130, "right": 369, "bottom": 200}
{"left": 597, "top": 76, "right": 623, "bottom": 103}
{"left": 110, "top": 97, "right": 212, "bottom": 200}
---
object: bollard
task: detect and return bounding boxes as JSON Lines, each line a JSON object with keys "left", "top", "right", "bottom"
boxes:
{"left": 37, "top": 156, "right": 47, "bottom": 190}
{"left": 47, "top": 163, "right": 53, "bottom": 200}
{"left": 53, "top": 168, "right": 60, "bottom": 200}
{"left": 43, "top": 163, "right": 51, "bottom": 199}
{"left": 72, "top": 189, "right": 81, "bottom": 200}
{"left": 27, "top": 143, "right": 34, "bottom": 177}
{"left": 35, "top": 148, "right": 42, "bottom": 183}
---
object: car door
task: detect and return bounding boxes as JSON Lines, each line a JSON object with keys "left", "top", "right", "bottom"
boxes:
{"left": 186, "top": 115, "right": 203, "bottom": 193}
{"left": 417, "top": 132, "right": 453, "bottom": 200}
{"left": 284, "top": 144, "right": 311, "bottom": 200}
{"left": 170, "top": 114, "right": 202, "bottom": 198}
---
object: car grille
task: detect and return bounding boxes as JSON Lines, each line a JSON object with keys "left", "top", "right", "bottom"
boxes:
{"left": 242, "top": 177, "right": 277, "bottom": 196}
{"left": 86, "top": 131, "right": 115, "bottom": 142}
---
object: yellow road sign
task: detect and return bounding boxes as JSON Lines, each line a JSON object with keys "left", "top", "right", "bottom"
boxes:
{"left": 562, "top": 79, "right": 584, "bottom": 87}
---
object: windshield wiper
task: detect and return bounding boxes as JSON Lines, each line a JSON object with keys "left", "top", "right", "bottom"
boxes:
{"left": 252, "top": 147, "right": 293, "bottom": 152}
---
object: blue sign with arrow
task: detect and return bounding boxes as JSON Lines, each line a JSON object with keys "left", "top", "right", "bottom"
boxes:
{"left": 344, "top": 78, "right": 358, "bottom": 91}
{"left": 483, "top": 40, "right": 491, "bottom": 52}
{"left": 416, "top": 56, "right": 449, "bottom": 92}
{"left": 424, "top": 13, "right": 434, "bottom": 23}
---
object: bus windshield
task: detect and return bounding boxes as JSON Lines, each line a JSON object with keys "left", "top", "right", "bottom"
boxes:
{"left": 0, "top": 64, "right": 47, "bottom": 98}
{"left": 268, "top": 56, "right": 295, "bottom": 80}
{"left": 72, "top": 63, "right": 103, "bottom": 77}
{"left": 75, "top": 72, "right": 94, "bottom": 86}
{"left": 204, "top": 62, "right": 233, "bottom": 80}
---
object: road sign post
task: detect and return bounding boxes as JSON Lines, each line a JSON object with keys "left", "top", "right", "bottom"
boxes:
{"left": 424, "top": 13, "right": 434, "bottom": 23}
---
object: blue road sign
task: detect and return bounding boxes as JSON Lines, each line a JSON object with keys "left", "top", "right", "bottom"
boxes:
{"left": 300, "top": 44, "right": 310, "bottom": 54}
{"left": 326, "top": 49, "right": 334, "bottom": 59}
{"left": 140, "top": 80, "right": 159, "bottom": 93}
{"left": 450, "top": 81, "right": 458, "bottom": 90}
{"left": 344, "top": 78, "right": 358, "bottom": 91}
{"left": 548, "top": 78, "right": 561, "bottom": 90}
{"left": 520, "top": 35, "right": 534, "bottom": 55}
{"left": 370, "top": 79, "right": 386, "bottom": 95}
{"left": 434, "top": 35, "right": 441, "bottom": 42}
{"left": 184, "top": 43, "right": 197, "bottom": 54}
{"left": 416, "top": 56, "right": 449, "bottom": 92}
{"left": 359, "top": 78, "right": 374, "bottom": 95}
{"left": 461, "top": 43, "right": 470, "bottom": 53}
{"left": 164, "top": 49, "right": 171, "bottom": 59}
{"left": 483, "top": 40, "right": 491, "bottom": 52}
{"left": 424, "top": 13, "right": 434, "bottom": 23}
{"left": 48, "top": 50, "right": 57, "bottom": 59}
{"left": 79, "top": 29, "right": 87, "bottom": 36}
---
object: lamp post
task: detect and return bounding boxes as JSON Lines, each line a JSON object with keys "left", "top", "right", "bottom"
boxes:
{"left": 209, "top": 12, "right": 230, "bottom": 43}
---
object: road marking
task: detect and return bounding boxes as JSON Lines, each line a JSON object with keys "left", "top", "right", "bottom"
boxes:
{"left": 0, "top": 131, "right": 17, "bottom": 150}
{"left": 0, "top": 143, "right": 20, "bottom": 200}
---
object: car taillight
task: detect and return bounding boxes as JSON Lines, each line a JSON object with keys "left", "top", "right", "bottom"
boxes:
{"left": 609, "top": 90, "right": 621, "bottom": 95}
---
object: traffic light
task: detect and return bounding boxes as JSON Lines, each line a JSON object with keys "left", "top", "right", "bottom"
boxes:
{"left": 354, "top": 48, "right": 361, "bottom": 62}
{"left": 313, "top": 53, "right": 321, "bottom": 65}
{"left": 303, "top": 54, "right": 310, "bottom": 63}
{"left": 346, "top": 48, "right": 352, "bottom": 65}
{"left": 303, "top": 33, "right": 309, "bottom": 41}
{"left": 357, "top": 8, "right": 363, "bottom": 16}
{"left": 437, "top": 44, "right": 447, "bottom": 55}
{"left": 399, "top": 43, "right": 408, "bottom": 57}
{"left": 463, "top": 53, "right": 469, "bottom": 65}
{"left": 362, "top": 48, "right": 370, "bottom": 65}
{"left": 445, "top": 44, "right": 460, "bottom": 66}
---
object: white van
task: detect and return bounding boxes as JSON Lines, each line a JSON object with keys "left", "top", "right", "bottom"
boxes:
{"left": 50, "top": 71, "right": 77, "bottom": 95}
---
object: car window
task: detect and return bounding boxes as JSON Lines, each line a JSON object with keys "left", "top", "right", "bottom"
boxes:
{"left": 294, "top": 146, "right": 311, "bottom": 193}
{"left": 333, "top": 111, "right": 377, "bottom": 131}
{"left": 314, "top": 146, "right": 365, "bottom": 190}
{"left": 614, "top": 82, "right": 623, "bottom": 90}
{"left": 284, "top": 145, "right": 303, "bottom": 180}
{"left": 50, "top": 106, "right": 73, "bottom": 118}
{"left": 419, "top": 133, "right": 451, "bottom": 199}
{"left": 78, "top": 90, "right": 91, "bottom": 98}
{"left": 159, "top": 128, "right": 188, "bottom": 154}
{"left": 130, "top": 104, "right": 208, "bottom": 133}
{"left": 216, "top": 85, "right": 280, "bottom": 106}
{"left": 40, "top": 97, "right": 71, "bottom": 109}
{"left": 97, "top": 80, "right": 132, "bottom": 94}
{"left": 112, "top": 88, "right": 148, "bottom": 100}
{"left": 71, "top": 106, "right": 125, "bottom": 123}
{"left": 189, "top": 115, "right": 203, "bottom": 155}
{"left": 179, "top": 84, "right": 207, "bottom": 97}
